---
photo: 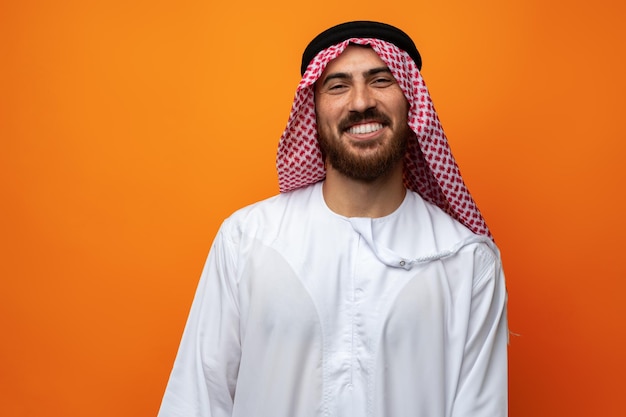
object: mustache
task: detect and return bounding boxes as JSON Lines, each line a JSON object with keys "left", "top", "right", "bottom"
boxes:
{"left": 338, "top": 109, "right": 392, "bottom": 131}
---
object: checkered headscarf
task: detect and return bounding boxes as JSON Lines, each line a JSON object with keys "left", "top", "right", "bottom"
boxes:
{"left": 276, "top": 32, "right": 491, "bottom": 238}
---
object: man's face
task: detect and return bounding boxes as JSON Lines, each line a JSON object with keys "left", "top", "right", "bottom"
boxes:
{"left": 314, "top": 45, "right": 410, "bottom": 182}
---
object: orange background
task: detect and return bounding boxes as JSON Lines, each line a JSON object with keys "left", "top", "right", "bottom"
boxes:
{"left": 2, "top": 0, "right": 625, "bottom": 416}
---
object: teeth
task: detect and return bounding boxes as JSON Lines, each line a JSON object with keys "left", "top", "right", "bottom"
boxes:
{"left": 347, "top": 123, "right": 383, "bottom": 134}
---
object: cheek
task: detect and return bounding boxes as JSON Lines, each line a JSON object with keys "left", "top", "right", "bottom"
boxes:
{"left": 315, "top": 100, "right": 339, "bottom": 128}
{"left": 386, "top": 88, "right": 409, "bottom": 116}
{"left": 395, "top": 99, "right": 410, "bottom": 124}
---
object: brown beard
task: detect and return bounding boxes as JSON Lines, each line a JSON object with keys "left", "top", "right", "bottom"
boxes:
{"left": 318, "top": 109, "right": 410, "bottom": 182}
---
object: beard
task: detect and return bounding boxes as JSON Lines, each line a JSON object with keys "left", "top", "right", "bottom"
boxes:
{"left": 317, "top": 109, "right": 410, "bottom": 182}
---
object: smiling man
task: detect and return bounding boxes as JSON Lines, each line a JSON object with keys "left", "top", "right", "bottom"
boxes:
{"left": 315, "top": 45, "right": 411, "bottom": 216}
{"left": 158, "top": 21, "right": 508, "bottom": 417}
{"left": 316, "top": 46, "right": 410, "bottom": 177}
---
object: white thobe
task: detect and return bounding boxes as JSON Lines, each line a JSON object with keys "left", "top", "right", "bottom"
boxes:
{"left": 158, "top": 182, "right": 508, "bottom": 417}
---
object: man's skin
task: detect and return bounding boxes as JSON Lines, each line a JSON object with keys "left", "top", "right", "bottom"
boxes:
{"left": 315, "top": 46, "right": 411, "bottom": 218}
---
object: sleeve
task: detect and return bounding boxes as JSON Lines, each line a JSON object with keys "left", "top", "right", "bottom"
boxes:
{"left": 452, "top": 244, "right": 509, "bottom": 417}
{"left": 158, "top": 221, "right": 241, "bottom": 417}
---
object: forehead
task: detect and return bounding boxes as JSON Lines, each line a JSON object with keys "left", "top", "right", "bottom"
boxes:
{"left": 319, "top": 45, "right": 388, "bottom": 77}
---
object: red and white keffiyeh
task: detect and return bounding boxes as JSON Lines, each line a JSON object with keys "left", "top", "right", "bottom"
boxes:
{"left": 276, "top": 38, "right": 491, "bottom": 238}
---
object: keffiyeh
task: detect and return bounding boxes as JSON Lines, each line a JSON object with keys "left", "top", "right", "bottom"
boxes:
{"left": 276, "top": 22, "right": 491, "bottom": 238}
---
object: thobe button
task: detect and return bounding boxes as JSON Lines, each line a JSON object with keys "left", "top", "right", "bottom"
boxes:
{"left": 399, "top": 260, "right": 406, "bottom": 266}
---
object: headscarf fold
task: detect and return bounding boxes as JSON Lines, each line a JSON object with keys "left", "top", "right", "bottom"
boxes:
{"left": 276, "top": 32, "right": 491, "bottom": 238}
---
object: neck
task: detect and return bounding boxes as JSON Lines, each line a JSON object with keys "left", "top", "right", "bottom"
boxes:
{"left": 322, "top": 161, "right": 406, "bottom": 218}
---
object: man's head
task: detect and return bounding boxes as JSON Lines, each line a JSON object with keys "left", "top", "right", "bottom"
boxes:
{"left": 277, "top": 26, "right": 422, "bottom": 191}
{"left": 303, "top": 22, "right": 420, "bottom": 182}
{"left": 314, "top": 45, "right": 411, "bottom": 182}
{"left": 276, "top": 21, "right": 492, "bottom": 237}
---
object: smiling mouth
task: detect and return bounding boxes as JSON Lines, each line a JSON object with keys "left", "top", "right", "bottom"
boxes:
{"left": 346, "top": 122, "right": 384, "bottom": 135}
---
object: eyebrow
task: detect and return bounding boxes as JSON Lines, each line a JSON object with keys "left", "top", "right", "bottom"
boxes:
{"left": 321, "top": 66, "right": 393, "bottom": 86}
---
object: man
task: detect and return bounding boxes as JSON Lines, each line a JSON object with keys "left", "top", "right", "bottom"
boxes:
{"left": 158, "top": 21, "right": 508, "bottom": 417}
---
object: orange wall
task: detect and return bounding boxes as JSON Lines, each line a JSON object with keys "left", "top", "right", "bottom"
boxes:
{"left": 2, "top": 1, "right": 625, "bottom": 416}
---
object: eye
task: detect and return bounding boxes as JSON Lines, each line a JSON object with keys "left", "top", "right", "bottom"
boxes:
{"left": 372, "top": 77, "right": 394, "bottom": 87}
{"left": 325, "top": 83, "right": 349, "bottom": 94}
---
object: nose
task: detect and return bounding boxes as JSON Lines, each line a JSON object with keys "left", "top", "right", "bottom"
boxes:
{"left": 349, "top": 84, "right": 376, "bottom": 113}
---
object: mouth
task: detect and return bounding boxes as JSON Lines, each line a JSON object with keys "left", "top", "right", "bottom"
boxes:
{"left": 346, "top": 122, "right": 385, "bottom": 135}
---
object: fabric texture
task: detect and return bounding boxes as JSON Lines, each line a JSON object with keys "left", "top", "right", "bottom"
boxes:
{"left": 300, "top": 21, "right": 422, "bottom": 75}
{"left": 277, "top": 38, "right": 491, "bottom": 238}
{"left": 157, "top": 183, "right": 508, "bottom": 417}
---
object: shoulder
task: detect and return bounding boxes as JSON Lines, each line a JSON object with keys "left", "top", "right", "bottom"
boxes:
{"left": 404, "top": 190, "right": 479, "bottom": 251}
{"left": 219, "top": 183, "right": 319, "bottom": 243}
